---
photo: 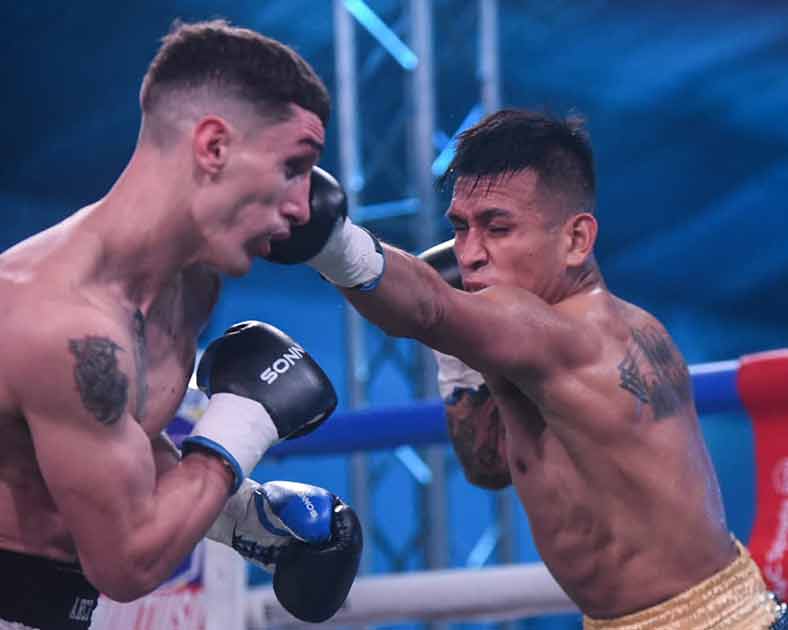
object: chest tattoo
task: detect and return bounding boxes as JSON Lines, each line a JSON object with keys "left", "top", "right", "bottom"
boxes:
{"left": 132, "top": 309, "right": 148, "bottom": 420}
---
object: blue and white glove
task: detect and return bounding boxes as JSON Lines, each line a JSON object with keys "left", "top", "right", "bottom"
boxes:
{"left": 207, "top": 479, "right": 362, "bottom": 623}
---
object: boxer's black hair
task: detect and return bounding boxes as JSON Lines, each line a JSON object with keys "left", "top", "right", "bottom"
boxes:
{"left": 439, "top": 109, "right": 595, "bottom": 216}
{"left": 141, "top": 19, "right": 330, "bottom": 127}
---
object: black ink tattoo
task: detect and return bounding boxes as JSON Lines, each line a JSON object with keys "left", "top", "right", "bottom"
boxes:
{"left": 477, "top": 414, "right": 505, "bottom": 470}
{"left": 617, "top": 326, "right": 692, "bottom": 420}
{"left": 446, "top": 387, "right": 511, "bottom": 489}
{"left": 618, "top": 350, "right": 650, "bottom": 404}
{"left": 132, "top": 310, "right": 148, "bottom": 420}
{"left": 68, "top": 336, "right": 128, "bottom": 425}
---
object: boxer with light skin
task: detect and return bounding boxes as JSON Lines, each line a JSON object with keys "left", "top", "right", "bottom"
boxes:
{"left": 0, "top": 20, "right": 361, "bottom": 630}
{"left": 271, "top": 109, "right": 787, "bottom": 628}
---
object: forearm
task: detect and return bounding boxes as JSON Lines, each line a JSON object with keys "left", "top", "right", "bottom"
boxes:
{"left": 446, "top": 388, "right": 511, "bottom": 490}
{"left": 144, "top": 448, "right": 233, "bottom": 559}
{"left": 341, "top": 244, "right": 452, "bottom": 343}
{"left": 84, "top": 449, "right": 232, "bottom": 602}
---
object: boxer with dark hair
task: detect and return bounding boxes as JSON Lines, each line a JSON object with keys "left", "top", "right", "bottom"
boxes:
{"left": 271, "top": 108, "right": 786, "bottom": 629}
{"left": 0, "top": 20, "right": 360, "bottom": 630}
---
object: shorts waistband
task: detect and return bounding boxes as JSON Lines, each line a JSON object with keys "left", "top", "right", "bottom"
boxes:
{"left": 0, "top": 547, "right": 98, "bottom": 630}
{"left": 583, "top": 538, "right": 783, "bottom": 630}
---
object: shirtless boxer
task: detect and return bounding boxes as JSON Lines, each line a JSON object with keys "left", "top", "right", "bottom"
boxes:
{"left": 269, "top": 109, "right": 787, "bottom": 628}
{"left": 0, "top": 20, "right": 360, "bottom": 629}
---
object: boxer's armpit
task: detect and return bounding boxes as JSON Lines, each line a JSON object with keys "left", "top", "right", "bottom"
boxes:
{"left": 446, "top": 388, "right": 511, "bottom": 489}
{"left": 67, "top": 335, "right": 129, "bottom": 425}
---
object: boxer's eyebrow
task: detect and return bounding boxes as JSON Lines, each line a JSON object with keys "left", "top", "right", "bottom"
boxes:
{"left": 299, "top": 137, "right": 324, "bottom": 154}
{"left": 445, "top": 210, "right": 465, "bottom": 225}
{"left": 478, "top": 207, "right": 514, "bottom": 222}
{"left": 445, "top": 207, "right": 513, "bottom": 223}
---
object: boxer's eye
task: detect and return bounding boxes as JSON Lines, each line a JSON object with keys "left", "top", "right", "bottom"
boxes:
{"left": 284, "top": 156, "right": 312, "bottom": 180}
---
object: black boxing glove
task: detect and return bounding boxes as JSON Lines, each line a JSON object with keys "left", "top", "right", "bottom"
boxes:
{"left": 271, "top": 487, "right": 362, "bottom": 622}
{"left": 268, "top": 167, "right": 385, "bottom": 290}
{"left": 417, "top": 238, "right": 461, "bottom": 289}
{"left": 268, "top": 167, "right": 349, "bottom": 264}
{"left": 182, "top": 321, "right": 337, "bottom": 492}
{"left": 207, "top": 479, "right": 362, "bottom": 623}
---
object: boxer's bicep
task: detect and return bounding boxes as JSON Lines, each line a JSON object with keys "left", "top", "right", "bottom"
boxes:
{"left": 17, "top": 323, "right": 232, "bottom": 600}
{"left": 434, "top": 285, "right": 592, "bottom": 377}
{"left": 14, "top": 321, "right": 160, "bottom": 588}
{"left": 29, "top": 407, "right": 157, "bottom": 582}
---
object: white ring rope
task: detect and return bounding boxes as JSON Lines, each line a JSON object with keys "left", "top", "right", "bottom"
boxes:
{"left": 246, "top": 562, "right": 576, "bottom": 628}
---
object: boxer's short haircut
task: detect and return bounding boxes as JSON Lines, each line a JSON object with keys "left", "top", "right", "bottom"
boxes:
{"left": 440, "top": 109, "right": 596, "bottom": 217}
{"left": 140, "top": 19, "right": 330, "bottom": 128}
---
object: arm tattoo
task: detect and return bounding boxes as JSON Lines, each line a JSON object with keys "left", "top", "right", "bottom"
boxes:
{"left": 446, "top": 386, "right": 511, "bottom": 489}
{"left": 618, "top": 351, "right": 649, "bottom": 404}
{"left": 68, "top": 336, "right": 128, "bottom": 425}
{"left": 617, "top": 326, "right": 692, "bottom": 420}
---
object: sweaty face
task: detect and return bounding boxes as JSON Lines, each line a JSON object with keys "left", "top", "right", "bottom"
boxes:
{"left": 446, "top": 171, "right": 567, "bottom": 302}
{"left": 201, "top": 105, "right": 325, "bottom": 276}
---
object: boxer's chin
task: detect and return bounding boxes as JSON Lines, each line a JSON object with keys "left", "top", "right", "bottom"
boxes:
{"left": 222, "top": 249, "right": 254, "bottom": 277}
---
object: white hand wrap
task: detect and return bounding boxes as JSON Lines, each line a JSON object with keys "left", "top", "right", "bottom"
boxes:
{"left": 184, "top": 393, "right": 279, "bottom": 492}
{"left": 433, "top": 350, "right": 485, "bottom": 402}
{"left": 306, "top": 219, "right": 384, "bottom": 289}
{"left": 206, "top": 478, "right": 289, "bottom": 573}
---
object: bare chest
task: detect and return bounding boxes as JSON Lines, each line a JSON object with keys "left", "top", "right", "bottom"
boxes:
{"left": 131, "top": 276, "right": 217, "bottom": 436}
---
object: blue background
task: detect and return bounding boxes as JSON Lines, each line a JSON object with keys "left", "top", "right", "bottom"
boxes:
{"left": 4, "top": 2, "right": 787, "bottom": 628}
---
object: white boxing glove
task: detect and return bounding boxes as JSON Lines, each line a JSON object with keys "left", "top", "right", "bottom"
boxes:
{"left": 433, "top": 349, "right": 485, "bottom": 403}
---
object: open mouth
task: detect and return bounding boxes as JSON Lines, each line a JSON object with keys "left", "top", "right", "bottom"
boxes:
{"left": 463, "top": 281, "right": 488, "bottom": 293}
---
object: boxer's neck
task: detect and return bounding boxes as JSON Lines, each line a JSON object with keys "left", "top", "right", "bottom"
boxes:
{"left": 562, "top": 257, "right": 605, "bottom": 302}
{"left": 85, "top": 148, "right": 204, "bottom": 314}
{"left": 535, "top": 255, "right": 605, "bottom": 306}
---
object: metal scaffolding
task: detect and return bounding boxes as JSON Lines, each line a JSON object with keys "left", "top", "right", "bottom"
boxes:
{"left": 332, "top": 0, "right": 512, "bottom": 598}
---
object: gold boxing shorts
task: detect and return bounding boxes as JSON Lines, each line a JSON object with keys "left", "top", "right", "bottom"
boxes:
{"left": 583, "top": 538, "right": 786, "bottom": 630}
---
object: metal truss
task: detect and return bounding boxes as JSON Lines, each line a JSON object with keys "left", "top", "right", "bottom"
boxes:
{"left": 332, "top": 6, "right": 516, "bottom": 628}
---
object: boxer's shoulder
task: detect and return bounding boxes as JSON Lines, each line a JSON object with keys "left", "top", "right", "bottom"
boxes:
{"left": 4, "top": 295, "right": 137, "bottom": 422}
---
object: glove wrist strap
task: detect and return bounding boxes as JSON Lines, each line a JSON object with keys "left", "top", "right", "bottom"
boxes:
{"left": 182, "top": 393, "right": 278, "bottom": 493}
{"left": 307, "top": 220, "right": 385, "bottom": 289}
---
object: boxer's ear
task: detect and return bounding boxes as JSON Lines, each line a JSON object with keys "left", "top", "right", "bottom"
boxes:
{"left": 564, "top": 212, "right": 597, "bottom": 268}
{"left": 193, "top": 116, "right": 231, "bottom": 175}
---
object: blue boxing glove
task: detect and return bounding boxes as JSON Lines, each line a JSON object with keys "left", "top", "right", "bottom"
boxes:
{"left": 207, "top": 479, "right": 362, "bottom": 623}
